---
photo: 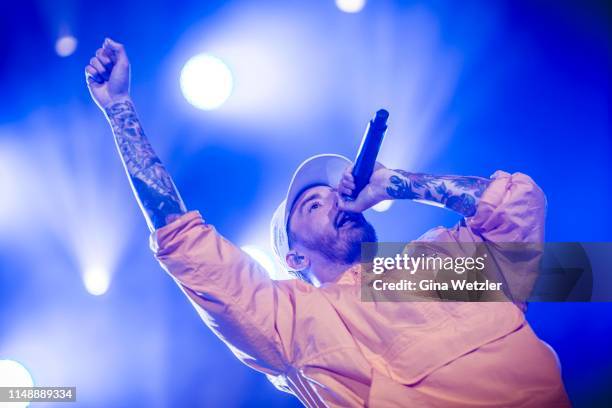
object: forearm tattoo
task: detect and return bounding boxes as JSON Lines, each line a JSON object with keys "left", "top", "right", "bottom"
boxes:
{"left": 106, "top": 100, "right": 186, "bottom": 230}
{"left": 386, "top": 170, "right": 490, "bottom": 217}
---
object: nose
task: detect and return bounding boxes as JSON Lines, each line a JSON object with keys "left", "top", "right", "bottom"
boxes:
{"left": 329, "top": 191, "right": 341, "bottom": 227}
{"left": 333, "top": 190, "right": 341, "bottom": 210}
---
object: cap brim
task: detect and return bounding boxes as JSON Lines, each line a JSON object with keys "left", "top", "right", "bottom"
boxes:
{"left": 283, "top": 154, "right": 352, "bottom": 226}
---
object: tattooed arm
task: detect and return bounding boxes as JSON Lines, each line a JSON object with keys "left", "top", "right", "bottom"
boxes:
{"left": 86, "top": 39, "right": 186, "bottom": 231}
{"left": 338, "top": 164, "right": 490, "bottom": 217}
{"left": 384, "top": 170, "right": 490, "bottom": 217}
{"left": 105, "top": 99, "right": 187, "bottom": 230}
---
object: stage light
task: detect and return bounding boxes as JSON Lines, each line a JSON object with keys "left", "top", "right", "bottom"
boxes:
{"left": 241, "top": 245, "right": 280, "bottom": 279}
{"left": 0, "top": 113, "right": 132, "bottom": 299}
{"left": 180, "top": 54, "right": 233, "bottom": 110}
{"left": 55, "top": 35, "right": 77, "bottom": 57}
{"left": 0, "top": 140, "right": 31, "bottom": 228}
{"left": 83, "top": 265, "right": 111, "bottom": 296}
{"left": 372, "top": 200, "right": 393, "bottom": 212}
{"left": 0, "top": 360, "right": 34, "bottom": 408}
{"left": 335, "top": 0, "right": 366, "bottom": 13}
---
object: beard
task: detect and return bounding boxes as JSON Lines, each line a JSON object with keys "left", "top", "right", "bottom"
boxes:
{"left": 301, "top": 215, "right": 377, "bottom": 265}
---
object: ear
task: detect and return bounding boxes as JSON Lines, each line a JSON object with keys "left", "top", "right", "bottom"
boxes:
{"left": 286, "top": 249, "right": 309, "bottom": 271}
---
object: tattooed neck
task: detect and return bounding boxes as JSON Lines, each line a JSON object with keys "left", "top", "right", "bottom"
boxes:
{"left": 386, "top": 169, "right": 490, "bottom": 217}
{"left": 106, "top": 99, "right": 186, "bottom": 231}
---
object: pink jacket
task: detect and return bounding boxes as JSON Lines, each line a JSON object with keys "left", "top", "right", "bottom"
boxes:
{"left": 149, "top": 171, "right": 570, "bottom": 407}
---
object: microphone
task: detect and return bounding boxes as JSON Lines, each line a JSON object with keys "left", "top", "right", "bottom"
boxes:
{"left": 347, "top": 109, "right": 389, "bottom": 200}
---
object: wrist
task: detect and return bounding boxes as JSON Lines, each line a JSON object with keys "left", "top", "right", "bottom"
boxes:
{"left": 103, "top": 96, "right": 134, "bottom": 121}
{"left": 383, "top": 169, "right": 420, "bottom": 200}
{"left": 373, "top": 168, "right": 399, "bottom": 200}
{"left": 103, "top": 95, "right": 132, "bottom": 111}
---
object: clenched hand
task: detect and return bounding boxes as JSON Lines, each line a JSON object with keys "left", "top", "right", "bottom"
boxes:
{"left": 85, "top": 38, "right": 130, "bottom": 110}
{"left": 337, "top": 162, "right": 392, "bottom": 213}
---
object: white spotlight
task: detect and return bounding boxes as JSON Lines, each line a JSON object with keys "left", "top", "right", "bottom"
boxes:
{"left": 55, "top": 35, "right": 77, "bottom": 57}
{"left": 180, "top": 54, "right": 233, "bottom": 110}
{"left": 0, "top": 359, "right": 34, "bottom": 408}
{"left": 241, "top": 245, "right": 280, "bottom": 279}
{"left": 335, "top": 0, "right": 366, "bottom": 13}
{"left": 372, "top": 200, "right": 393, "bottom": 212}
{"left": 83, "top": 265, "right": 110, "bottom": 296}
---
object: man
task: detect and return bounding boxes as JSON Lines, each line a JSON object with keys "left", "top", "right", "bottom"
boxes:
{"left": 86, "top": 39, "right": 570, "bottom": 407}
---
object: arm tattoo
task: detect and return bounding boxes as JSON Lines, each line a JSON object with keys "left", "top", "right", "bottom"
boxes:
{"left": 106, "top": 100, "right": 186, "bottom": 231}
{"left": 386, "top": 169, "right": 490, "bottom": 217}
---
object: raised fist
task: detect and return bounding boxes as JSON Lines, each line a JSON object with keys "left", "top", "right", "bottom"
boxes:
{"left": 85, "top": 38, "right": 130, "bottom": 110}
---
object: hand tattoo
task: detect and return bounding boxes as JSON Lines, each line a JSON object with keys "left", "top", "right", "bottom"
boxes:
{"left": 386, "top": 169, "right": 490, "bottom": 217}
{"left": 106, "top": 100, "right": 186, "bottom": 230}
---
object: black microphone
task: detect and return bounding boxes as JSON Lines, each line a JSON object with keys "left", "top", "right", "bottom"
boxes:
{"left": 347, "top": 109, "right": 389, "bottom": 200}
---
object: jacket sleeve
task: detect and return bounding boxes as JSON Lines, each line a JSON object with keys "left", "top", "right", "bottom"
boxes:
{"left": 466, "top": 171, "right": 547, "bottom": 304}
{"left": 466, "top": 170, "right": 547, "bottom": 243}
{"left": 417, "top": 171, "right": 547, "bottom": 305}
{"left": 149, "top": 210, "right": 302, "bottom": 376}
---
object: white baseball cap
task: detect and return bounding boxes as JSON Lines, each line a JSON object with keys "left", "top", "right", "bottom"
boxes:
{"left": 270, "top": 154, "right": 352, "bottom": 272}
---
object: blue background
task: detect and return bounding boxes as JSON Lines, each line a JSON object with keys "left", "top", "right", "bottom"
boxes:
{"left": 0, "top": 0, "right": 610, "bottom": 406}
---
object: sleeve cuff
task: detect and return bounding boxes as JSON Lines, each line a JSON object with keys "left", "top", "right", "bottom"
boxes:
{"left": 472, "top": 170, "right": 513, "bottom": 213}
{"left": 148, "top": 210, "right": 204, "bottom": 254}
{"left": 466, "top": 170, "right": 546, "bottom": 241}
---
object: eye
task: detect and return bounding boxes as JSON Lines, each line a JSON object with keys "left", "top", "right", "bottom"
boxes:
{"left": 308, "top": 201, "right": 321, "bottom": 213}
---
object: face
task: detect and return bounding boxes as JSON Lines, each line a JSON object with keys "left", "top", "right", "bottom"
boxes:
{"left": 287, "top": 185, "right": 377, "bottom": 265}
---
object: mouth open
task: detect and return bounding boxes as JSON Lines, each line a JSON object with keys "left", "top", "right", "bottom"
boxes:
{"left": 335, "top": 211, "right": 359, "bottom": 229}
